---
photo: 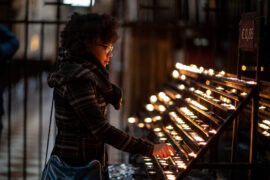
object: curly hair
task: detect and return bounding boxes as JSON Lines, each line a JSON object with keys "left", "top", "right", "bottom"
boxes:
{"left": 60, "top": 13, "right": 119, "bottom": 54}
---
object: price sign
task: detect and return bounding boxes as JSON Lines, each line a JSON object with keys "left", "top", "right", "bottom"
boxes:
{"left": 239, "top": 13, "right": 256, "bottom": 51}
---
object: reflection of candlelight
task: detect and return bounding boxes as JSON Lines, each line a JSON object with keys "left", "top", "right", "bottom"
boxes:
{"left": 212, "top": 99, "right": 220, "bottom": 102}
{"left": 231, "top": 89, "right": 237, "bottom": 93}
{"left": 160, "top": 137, "right": 167, "bottom": 142}
{"left": 241, "top": 92, "right": 247, "bottom": 96}
{"left": 175, "top": 136, "right": 182, "bottom": 142}
{"left": 157, "top": 132, "right": 164, "bottom": 137}
{"left": 199, "top": 142, "right": 207, "bottom": 146}
{"left": 166, "top": 175, "right": 176, "bottom": 180}
{"left": 190, "top": 100, "right": 208, "bottom": 111}
{"left": 209, "top": 129, "right": 217, "bottom": 134}
{"left": 170, "top": 131, "right": 178, "bottom": 136}
{"left": 263, "top": 120, "right": 270, "bottom": 125}
{"left": 148, "top": 171, "right": 156, "bottom": 174}
{"left": 154, "top": 116, "right": 161, "bottom": 121}
{"left": 176, "top": 118, "right": 185, "bottom": 124}
{"left": 189, "top": 87, "right": 195, "bottom": 91}
{"left": 263, "top": 131, "right": 270, "bottom": 136}
{"left": 128, "top": 117, "right": 136, "bottom": 123}
{"left": 145, "top": 162, "right": 153, "bottom": 166}
{"left": 259, "top": 123, "right": 270, "bottom": 130}
{"left": 216, "top": 86, "right": 224, "bottom": 90}
{"left": 150, "top": 95, "right": 157, "bottom": 103}
{"left": 154, "top": 128, "right": 161, "bottom": 132}
{"left": 146, "top": 104, "right": 154, "bottom": 111}
{"left": 144, "top": 158, "right": 152, "bottom": 161}
{"left": 206, "top": 90, "right": 211, "bottom": 96}
{"left": 144, "top": 117, "right": 152, "bottom": 123}
{"left": 246, "top": 81, "right": 257, "bottom": 85}
{"left": 164, "top": 170, "right": 173, "bottom": 174}
{"left": 166, "top": 125, "right": 174, "bottom": 130}
{"left": 259, "top": 106, "right": 266, "bottom": 110}
{"left": 188, "top": 152, "right": 197, "bottom": 158}
{"left": 172, "top": 70, "right": 179, "bottom": 79}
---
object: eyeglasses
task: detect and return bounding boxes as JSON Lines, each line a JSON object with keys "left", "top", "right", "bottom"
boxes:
{"left": 97, "top": 44, "right": 113, "bottom": 54}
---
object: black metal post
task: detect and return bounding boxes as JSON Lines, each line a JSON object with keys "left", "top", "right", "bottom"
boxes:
{"left": 249, "top": 1, "right": 263, "bottom": 179}
{"left": 23, "top": 0, "right": 29, "bottom": 179}
{"left": 38, "top": 22, "right": 45, "bottom": 179}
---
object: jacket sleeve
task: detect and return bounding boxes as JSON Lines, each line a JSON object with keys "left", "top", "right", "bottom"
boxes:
{"left": 66, "top": 79, "right": 154, "bottom": 157}
{"left": 0, "top": 24, "right": 19, "bottom": 59}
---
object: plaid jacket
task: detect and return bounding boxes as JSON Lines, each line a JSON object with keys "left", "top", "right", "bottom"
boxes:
{"left": 47, "top": 51, "right": 153, "bottom": 167}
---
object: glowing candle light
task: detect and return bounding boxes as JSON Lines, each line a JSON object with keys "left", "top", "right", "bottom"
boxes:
{"left": 144, "top": 158, "right": 152, "bottom": 161}
{"left": 150, "top": 95, "right": 157, "bottom": 103}
{"left": 206, "top": 90, "right": 212, "bottom": 96}
{"left": 189, "top": 87, "right": 195, "bottom": 91}
{"left": 158, "top": 105, "right": 166, "bottom": 112}
{"left": 154, "top": 116, "right": 161, "bottom": 121}
{"left": 154, "top": 128, "right": 161, "bottom": 132}
{"left": 209, "top": 129, "right": 217, "bottom": 134}
{"left": 199, "top": 142, "right": 207, "bottom": 146}
{"left": 216, "top": 86, "right": 224, "bottom": 90}
{"left": 241, "top": 92, "right": 247, "bottom": 96}
{"left": 195, "top": 90, "right": 203, "bottom": 95}
{"left": 188, "top": 152, "right": 197, "bottom": 158}
{"left": 128, "top": 117, "right": 136, "bottom": 124}
{"left": 145, "top": 162, "right": 153, "bottom": 166}
{"left": 208, "top": 69, "right": 214, "bottom": 76}
{"left": 178, "top": 84, "right": 185, "bottom": 90}
{"left": 164, "top": 96, "right": 170, "bottom": 102}
{"left": 263, "top": 131, "right": 270, "bottom": 136}
{"left": 164, "top": 171, "right": 173, "bottom": 174}
{"left": 220, "top": 71, "right": 225, "bottom": 76}
{"left": 166, "top": 175, "right": 176, "bottom": 180}
{"left": 263, "top": 120, "right": 270, "bottom": 125}
{"left": 199, "top": 67, "right": 204, "bottom": 73}
{"left": 171, "top": 131, "right": 178, "bottom": 136}
{"left": 172, "top": 70, "right": 179, "bottom": 79}
{"left": 166, "top": 125, "right": 174, "bottom": 130}
{"left": 138, "top": 123, "right": 144, "bottom": 128}
{"left": 148, "top": 171, "right": 156, "bottom": 174}
{"left": 180, "top": 74, "right": 186, "bottom": 80}
{"left": 231, "top": 89, "right": 237, "bottom": 93}
{"left": 259, "top": 123, "right": 270, "bottom": 130}
{"left": 160, "top": 137, "right": 167, "bottom": 142}
{"left": 157, "top": 132, "right": 164, "bottom": 137}
{"left": 190, "top": 100, "right": 208, "bottom": 110}
{"left": 144, "top": 117, "right": 152, "bottom": 123}
{"left": 259, "top": 106, "right": 266, "bottom": 110}
{"left": 146, "top": 104, "right": 154, "bottom": 111}
{"left": 175, "top": 136, "right": 182, "bottom": 142}
{"left": 158, "top": 92, "right": 166, "bottom": 100}
{"left": 175, "top": 94, "right": 181, "bottom": 99}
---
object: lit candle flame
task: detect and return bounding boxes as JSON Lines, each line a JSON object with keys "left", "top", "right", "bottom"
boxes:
{"left": 172, "top": 70, "right": 179, "bottom": 79}
{"left": 144, "top": 117, "right": 152, "bottom": 123}
{"left": 128, "top": 117, "right": 136, "bottom": 124}
{"left": 150, "top": 95, "right": 157, "bottom": 103}
{"left": 146, "top": 104, "right": 154, "bottom": 111}
{"left": 138, "top": 123, "right": 144, "bottom": 128}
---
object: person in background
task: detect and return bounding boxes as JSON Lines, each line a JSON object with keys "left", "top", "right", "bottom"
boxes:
{"left": 47, "top": 13, "right": 175, "bottom": 179}
{"left": 0, "top": 24, "right": 19, "bottom": 139}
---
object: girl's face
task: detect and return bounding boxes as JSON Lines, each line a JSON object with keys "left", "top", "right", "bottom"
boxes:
{"left": 88, "top": 40, "right": 113, "bottom": 67}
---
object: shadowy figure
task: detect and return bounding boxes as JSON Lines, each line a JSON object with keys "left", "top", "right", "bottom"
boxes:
{"left": 0, "top": 24, "right": 19, "bottom": 139}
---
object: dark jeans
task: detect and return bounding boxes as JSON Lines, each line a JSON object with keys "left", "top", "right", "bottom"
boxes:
{"left": 0, "top": 85, "right": 3, "bottom": 139}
